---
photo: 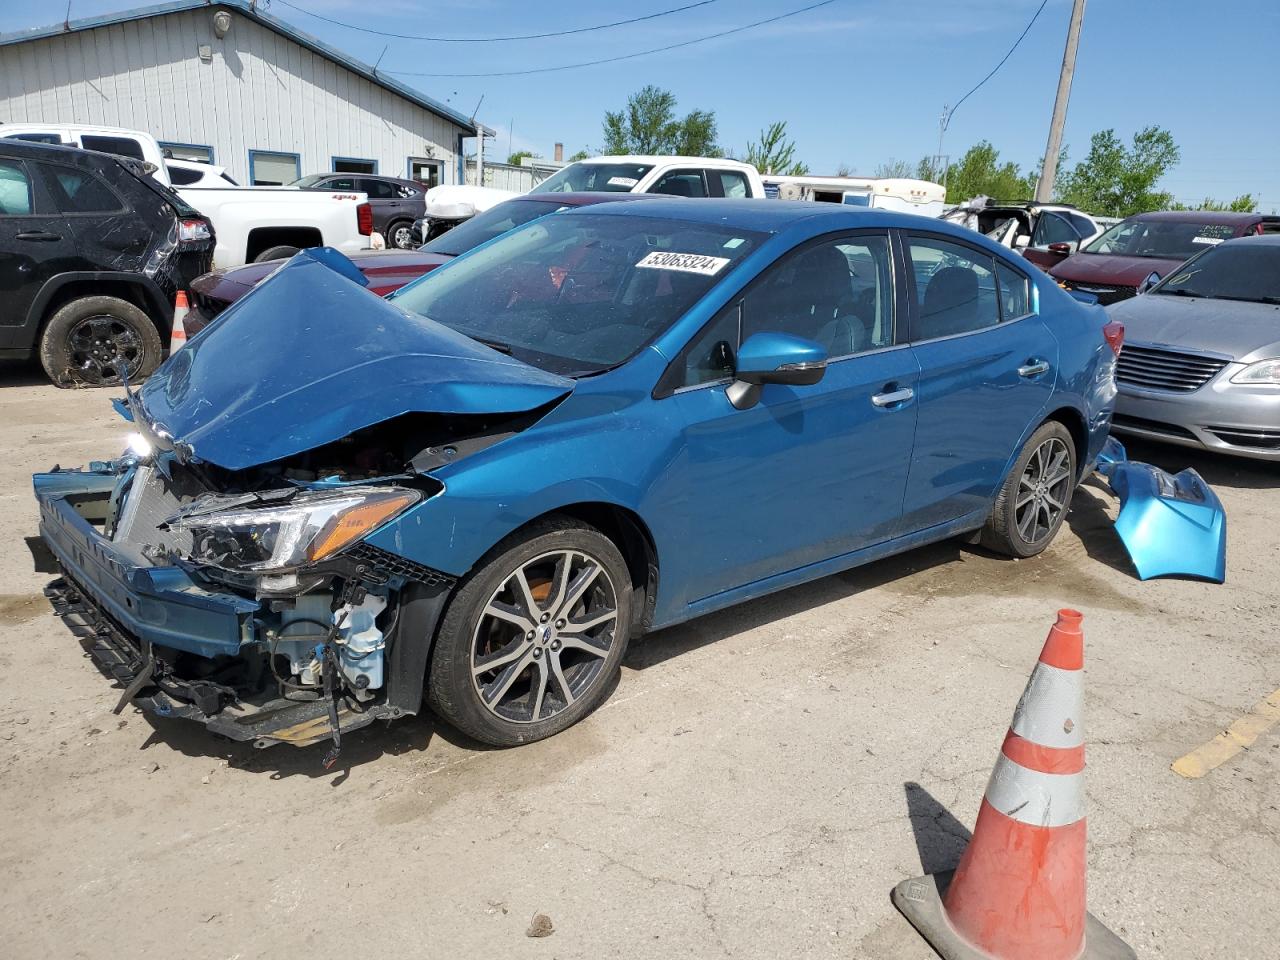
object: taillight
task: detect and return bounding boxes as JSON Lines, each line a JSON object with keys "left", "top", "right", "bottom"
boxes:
{"left": 177, "top": 218, "right": 211, "bottom": 242}
{"left": 357, "top": 202, "right": 373, "bottom": 236}
{"left": 1103, "top": 319, "right": 1124, "bottom": 357}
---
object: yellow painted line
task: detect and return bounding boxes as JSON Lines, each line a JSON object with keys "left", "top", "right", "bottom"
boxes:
{"left": 1172, "top": 688, "right": 1280, "bottom": 779}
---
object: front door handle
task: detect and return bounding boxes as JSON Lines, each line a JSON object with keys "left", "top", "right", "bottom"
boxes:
{"left": 1018, "top": 359, "right": 1050, "bottom": 378}
{"left": 16, "top": 231, "right": 63, "bottom": 242}
{"left": 871, "top": 386, "right": 914, "bottom": 408}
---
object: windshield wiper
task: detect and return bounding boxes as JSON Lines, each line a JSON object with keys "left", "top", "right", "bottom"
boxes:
{"left": 1158, "top": 289, "right": 1200, "bottom": 298}
{"left": 472, "top": 336, "right": 513, "bottom": 355}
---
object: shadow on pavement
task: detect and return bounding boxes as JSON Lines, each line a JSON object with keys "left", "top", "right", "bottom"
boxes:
{"left": 1116, "top": 434, "right": 1280, "bottom": 491}
{"left": 904, "top": 780, "right": 972, "bottom": 876}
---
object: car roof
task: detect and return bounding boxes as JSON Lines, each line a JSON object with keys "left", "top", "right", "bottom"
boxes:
{"left": 0, "top": 137, "right": 103, "bottom": 166}
{"left": 575, "top": 154, "right": 755, "bottom": 169}
{"left": 523, "top": 191, "right": 667, "bottom": 207}
{"left": 557, "top": 196, "right": 981, "bottom": 238}
{"left": 1127, "top": 210, "right": 1264, "bottom": 225}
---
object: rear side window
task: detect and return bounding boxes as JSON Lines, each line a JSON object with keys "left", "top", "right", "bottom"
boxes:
{"left": 996, "top": 262, "right": 1031, "bottom": 320}
{"left": 80, "top": 135, "right": 146, "bottom": 162}
{"left": 359, "top": 178, "right": 397, "bottom": 199}
{"left": 37, "top": 164, "right": 125, "bottom": 214}
{"left": 908, "top": 237, "right": 1000, "bottom": 339}
{"left": 0, "top": 161, "right": 34, "bottom": 215}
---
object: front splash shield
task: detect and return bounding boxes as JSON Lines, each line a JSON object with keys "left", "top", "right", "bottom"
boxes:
{"left": 1096, "top": 438, "right": 1227, "bottom": 583}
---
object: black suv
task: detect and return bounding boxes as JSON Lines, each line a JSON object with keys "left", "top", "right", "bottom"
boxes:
{"left": 292, "top": 173, "right": 426, "bottom": 249}
{"left": 0, "top": 140, "right": 214, "bottom": 386}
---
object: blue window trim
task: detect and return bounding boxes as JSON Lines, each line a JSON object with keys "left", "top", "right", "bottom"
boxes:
{"left": 248, "top": 149, "right": 301, "bottom": 185}
{"left": 159, "top": 141, "right": 215, "bottom": 162}
{"left": 331, "top": 156, "right": 377, "bottom": 174}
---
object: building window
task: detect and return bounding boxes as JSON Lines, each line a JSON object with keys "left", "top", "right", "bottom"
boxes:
{"left": 249, "top": 150, "right": 301, "bottom": 186}
{"left": 160, "top": 142, "right": 214, "bottom": 163}
{"left": 408, "top": 157, "right": 442, "bottom": 189}
{"left": 333, "top": 156, "right": 376, "bottom": 174}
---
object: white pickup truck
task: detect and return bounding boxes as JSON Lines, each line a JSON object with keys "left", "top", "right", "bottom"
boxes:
{"left": 0, "top": 123, "right": 372, "bottom": 268}
{"left": 529, "top": 155, "right": 767, "bottom": 198}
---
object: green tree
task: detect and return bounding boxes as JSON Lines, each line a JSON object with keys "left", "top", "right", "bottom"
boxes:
{"left": 602, "top": 85, "right": 721, "bottom": 157}
{"left": 874, "top": 159, "right": 915, "bottom": 179}
{"left": 568, "top": 148, "right": 592, "bottom": 162}
{"left": 744, "top": 121, "right": 809, "bottom": 175}
{"left": 1170, "top": 194, "right": 1257, "bottom": 213}
{"left": 939, "top": 141, "right": 1037, "bottom": 204}
{"left": 1057, "top": 126, "right": 1180, "bottom": 217}
{"left": 835, "top": 162, "right": 853, "bottom": 177}
{"left": 506, "top": 150, "right": 538, "bottom": 166}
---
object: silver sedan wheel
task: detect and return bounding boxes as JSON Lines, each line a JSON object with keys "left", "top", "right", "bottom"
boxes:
{"left": 1015, "top": 437, "right": 1072, "bottom": 544}
{"left": 470, "top": 550, "right": 618, "bottom": 724}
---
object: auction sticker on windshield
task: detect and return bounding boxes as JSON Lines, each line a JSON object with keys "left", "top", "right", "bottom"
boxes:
{"left": 607, "top": 177, "right": 639, "bottom": 188}
{"left": 637, "top": 251, "right": 731, "bottom": 275}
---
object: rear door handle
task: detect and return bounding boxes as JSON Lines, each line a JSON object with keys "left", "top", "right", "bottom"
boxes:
{"left": 871, "top": 387, "right": 914, "bottom": 408}
{"left": 1018, "top": 359, "right": 1050, "bottom": 378}
{"left": 16, "top": 231, "right": 63, "bottom": 242}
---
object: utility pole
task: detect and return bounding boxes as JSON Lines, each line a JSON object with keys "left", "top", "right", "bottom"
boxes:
{"left": 1036, "top": 0, "right": 1086, "bottom": 202}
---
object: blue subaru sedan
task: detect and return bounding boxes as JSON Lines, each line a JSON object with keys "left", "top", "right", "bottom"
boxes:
{"left": 33, "top": 200, "right": 1118, "bottom": 751}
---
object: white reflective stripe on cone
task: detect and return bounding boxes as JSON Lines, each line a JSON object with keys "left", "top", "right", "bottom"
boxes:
{"left": 1010, "top": 662, "right": 1084, "bottom": 749}
{"left": 985, "top": 754, "right": 1085, "bottom": 828}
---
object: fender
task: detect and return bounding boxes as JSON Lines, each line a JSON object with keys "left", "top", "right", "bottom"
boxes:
{"left": 24, "top": 271, "right": 172, "bottom": 337}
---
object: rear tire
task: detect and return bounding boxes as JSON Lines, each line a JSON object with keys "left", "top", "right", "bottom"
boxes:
{"left": 254, "top": 244, "right": 300, "bottom": 262}
{"left": 387, "top": 220, "right": 416, "bottom": 250}
{"left": 980, "top": 420, "right": 1077, "bottom": 558}
{"left": 39, "top": 295, "right": 163, "bottom": 388}
{"left": 427, "top": 516, "right": 632, "bottom": 747}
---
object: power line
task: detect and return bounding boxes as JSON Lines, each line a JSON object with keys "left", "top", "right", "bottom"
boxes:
{"left": 949, "top": 0, "right": 1050, "bottom": 121}
{"left": 270, "top": 0, "right": 722, "bottom": 43}
{"left": 385, "top": 0, "right": 838, "bottom": 78}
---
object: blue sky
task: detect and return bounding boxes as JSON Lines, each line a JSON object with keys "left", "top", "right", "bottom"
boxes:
{"left": 7, "top": 0, "right": 1278, "bottom": 209}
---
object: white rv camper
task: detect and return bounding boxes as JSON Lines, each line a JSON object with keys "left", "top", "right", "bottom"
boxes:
{"left": 764, "top": 175, "right": 946, "bottom": 218}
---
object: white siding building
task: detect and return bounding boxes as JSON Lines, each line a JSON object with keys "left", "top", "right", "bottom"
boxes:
{"left": 0, "top": 0, "right": 484, "bottom": 187}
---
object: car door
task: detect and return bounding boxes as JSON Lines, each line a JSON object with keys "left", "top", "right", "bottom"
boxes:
{"left": 664, "top": 231, "right": 920, "bottom": 603}
{"left": 648, "top": 168, "right": 709, "bottom": 198}
{"left": 900, "top": 232, "right": 1057, "bottom": 532}
{"left": 1023, "top": 211, "right": 1081, "bottom": 269}
{"left": 0, "top": 156, "right": 78, "bottom": 340}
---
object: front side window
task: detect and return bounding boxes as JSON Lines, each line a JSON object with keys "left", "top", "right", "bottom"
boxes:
{"left": 529, "top": 162, "right": 654, "bottom": 194}
{"left": 1031, "top": 212, "right": 1078, "bottom": 247}
{"left": 37, "top": 164, "right": 123, "bottom": 214}
{"left": 389, "top": 212, "right": 763, "bottom": 375}
{"left": 0, "top": 160, "right": 34, "bottom": 215}
{"left": 908, "top": 237, "right": 1000, "bottom": 339}
{"left": 679, "top": 234, "right": 895, "bottom": 388}
{"left": 651, "top": 170, "right": 707, "bottom": 198}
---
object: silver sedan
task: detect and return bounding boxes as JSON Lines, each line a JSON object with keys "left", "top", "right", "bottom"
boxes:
{"left": 1107, "top": 234, "right": 1280, "bottom": 461}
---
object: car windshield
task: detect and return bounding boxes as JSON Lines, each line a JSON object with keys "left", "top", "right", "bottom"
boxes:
{"left": 290, "top": 174, "right": 328, "bottom": 188}
{"left": 1155, "top": 244, "right": 1280, "bottom": 304}
{"left": 421, "top": 198, "right": 564, "bottom": 256}
{"left": 529, "top": 162, "right": 654, "bottom": 194}
{"left": 1083, "top": 218, "right": 1238, "bottom": 260}
{"left": 389, "top": 213, "right": 764, "bottom": 375}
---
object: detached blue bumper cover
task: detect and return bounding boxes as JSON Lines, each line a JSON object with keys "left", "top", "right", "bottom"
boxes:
{"left": 1096, "top": 441, "right": 1227, "bottom": 583}
{"left": 34, "top": 471, "right": 259, "bottom": 659}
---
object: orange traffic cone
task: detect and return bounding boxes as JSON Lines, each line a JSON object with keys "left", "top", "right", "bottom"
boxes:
{"left": 170, "top": 290, "right": 189, "bottom": 351}
{"left": 892, "top": 610, "right": 1135, "bottom": 960}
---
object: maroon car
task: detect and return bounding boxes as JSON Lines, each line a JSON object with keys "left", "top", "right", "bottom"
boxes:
{"left": 1049, "top": 210, "right": 1279, "bottom": 304}
{"left": 185, "top": 191, "right": 664, "bottom": 335}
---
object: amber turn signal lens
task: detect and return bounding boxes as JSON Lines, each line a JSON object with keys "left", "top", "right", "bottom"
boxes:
{"left": 306, "top": 491, "right": 419, "bottom": 562}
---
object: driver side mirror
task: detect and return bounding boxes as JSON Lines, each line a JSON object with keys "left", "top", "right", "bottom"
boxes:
{"left": 726, "top": 332, "right": 828, "bottom": 410}
{"left": 1014, "top": 234, "right": 1031, "bottom": 249}
{"left": 1137, "top": 271, "right": 1161, "bottom": 295}
{"left": 1047, "top": 241, "right": 1078, "bottom": 257}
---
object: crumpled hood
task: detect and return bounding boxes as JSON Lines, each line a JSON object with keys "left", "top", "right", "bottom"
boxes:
{"left": 137, "top": 250, "right": 573, "bottom": 471}
{"left": 1107, "top": 294, "right": 1280, "bottom": 361}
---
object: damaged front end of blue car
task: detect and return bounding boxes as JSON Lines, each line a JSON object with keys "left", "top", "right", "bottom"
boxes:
{"left": 32, "top": 251, "right": 571, "bottom": 759}
{"left": 1094, "top": 437, "right": 1227, "bottom": 583}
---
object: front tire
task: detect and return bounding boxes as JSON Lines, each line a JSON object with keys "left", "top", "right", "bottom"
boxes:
{"left": 388, "top": 220, "right": 416, "bottom": 250}
{"left": 980, "top": 421, "right": 1077, "bottom": 558}
{"left": 427, "top": 517, "right": 632, "bottom": 746}
{"left": 39, "top": 296, "right": 163, "bottom": 388}
{"left": 254, "top": 244, "right": 300, "bottom": 262}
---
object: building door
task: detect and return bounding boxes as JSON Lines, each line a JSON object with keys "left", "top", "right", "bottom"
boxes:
{"left": 409, "top": 157, "right": 442, "bottom": 189}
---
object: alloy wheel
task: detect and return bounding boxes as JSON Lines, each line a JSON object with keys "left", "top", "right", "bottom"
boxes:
{"left": 67, "top": 314, "right": 144, "bottom": 385}
{"left": 470, "top": 550, "right": 618, "bottom": 724}
{"left": 392, "top": 225, "right": 414, "bottom": 249}
{"left": 1015, "top": 437, "right": 1072, "bottom": 544}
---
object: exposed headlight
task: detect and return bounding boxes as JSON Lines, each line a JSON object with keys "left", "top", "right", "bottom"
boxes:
{"left": 1230, "top": 359, "right": 1280, "bottom": 385}
{"left": 167, "top": 487, "right": 420, "bottom": 573}
{"left": 125, "top": 431, "right": 152, "bottom": 458}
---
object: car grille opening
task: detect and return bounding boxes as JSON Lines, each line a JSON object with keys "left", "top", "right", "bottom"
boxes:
{"left": 1207, "top": 427, "right": 1280, "bottom": 450}
{"left": 1060, "top": 281, "right": 1136, "bottom": 305}
{"left": 1110, "top": 414, "right": 1198, "bottom": 441}
{"left": 1115, "top": 344, "right": 1228, "bottom": 393}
